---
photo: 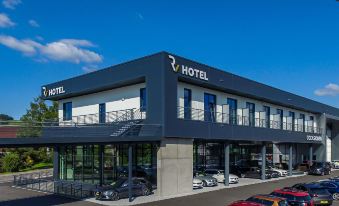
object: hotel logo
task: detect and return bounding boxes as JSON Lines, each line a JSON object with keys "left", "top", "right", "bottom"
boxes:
{"left": 168, "top": 55, "right": 208, "bottom": 81}
{"left": 42, "top": 86, "right": 65, "bottom": 97}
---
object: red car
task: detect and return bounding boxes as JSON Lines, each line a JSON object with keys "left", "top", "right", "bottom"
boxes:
{"left": 229, "top": 200, "right": 265, "bottom": 206}
{"left": 271, "top": 188, "right": 314, "bottom": 206}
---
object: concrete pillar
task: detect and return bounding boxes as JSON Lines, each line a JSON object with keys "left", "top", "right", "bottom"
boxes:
{"left": 53, "top": 146, "right": 59, "bottom": 181}
{"left": 128, "top": 144, "right": 133, "bottom": 202}
{"left": 288, "top": 144, "right": 293, "bottom": 176}
{"left": 224, "top": 143, "right": 230, "bottom": 186}
{"left": 157, "top": 138, "right": 193, "bottom": 197}
{"left": 309, "top": 144, "right": 313, "bottom": 165}
{"left": 261, "top": 143, "right": 266, "bottom": 180}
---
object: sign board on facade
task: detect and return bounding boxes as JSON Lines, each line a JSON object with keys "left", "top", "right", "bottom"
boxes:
{"left": 42, "top": 86, "right": 65, "bottom": 97}
{"left": 306, "top": 135, "right": 323, "bottom": 142}
{"left": 168, "top": 55, "right": 208, "bottom": 81}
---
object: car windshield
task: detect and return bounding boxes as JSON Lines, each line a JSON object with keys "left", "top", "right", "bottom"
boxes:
{"left": 313, "top": 162, "right": 323, "bottom": 167}
{"left": 295, "top": 195, "right": 311, "bottom": 202}
{"left": 310, "top": 188, "right": 330, "bottom": 195}
{"left": 110, "top": 179, "right": 126, "bottom": 187}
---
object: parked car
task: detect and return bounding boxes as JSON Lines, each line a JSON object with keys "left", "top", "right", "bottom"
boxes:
{"left": 292, "top": 183, "right": 333, "bottom": 205}
{"left": 204, "top": 169, "right": 239, "bottom": 184}
{"left": 297, "top": 162, "right": 311, "bottom": 172}
{"left": 271, "top": 188, "right": 314, "bottom": 206}
{"left": 267, "top": 169, "right": 280, "bottom": 178}
{"left": 246, "top": 194, "right": 288, "bottom": 206}
{"left": 228, "top": 200, "right": 265, "bottom": 206}
{"left": 193, "top": 177, "right": 203, "bottom": 189}
{"left": 94, "top": 177, "right": 152, "bottom": 201}
{"left": 318, "top": 181, "right": 339, "bottom": 200}
{"left": 194, "top": 174, "right": 218, "bottom": 187}
{"left": 243, "top": 167, "right": 272, "bottom": 179}
{"left": 267, "top": 166, "right": 288, "bottom": 177}
{"left": 331, "top": 160, "right": 339, "bottom": 169}
{"left": 309, "top": 162, "right": 331, "bottom": 176}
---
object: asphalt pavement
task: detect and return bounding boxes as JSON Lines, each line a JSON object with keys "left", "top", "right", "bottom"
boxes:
{"left": 1, "top": 172, "right": 339, "bottom": 206}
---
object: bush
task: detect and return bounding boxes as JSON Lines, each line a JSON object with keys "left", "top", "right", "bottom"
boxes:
{"left": 1, "top": 153, "right": 20, "bottom": 172}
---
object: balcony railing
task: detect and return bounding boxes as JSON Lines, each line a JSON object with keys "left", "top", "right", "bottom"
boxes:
{"left": 59, "top": 108, "right": 146, "bottom": 126}
{"left": 177, "top": 106, "right": 322, "bottom": 134}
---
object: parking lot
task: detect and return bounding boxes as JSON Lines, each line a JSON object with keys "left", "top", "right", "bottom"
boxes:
{"left": 2, "top": 171, "right": 339, "bottom": 206}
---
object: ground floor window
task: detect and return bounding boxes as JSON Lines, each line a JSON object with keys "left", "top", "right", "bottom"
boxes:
{"left": 58, "top": 143, "right": 157, "bottom": 186}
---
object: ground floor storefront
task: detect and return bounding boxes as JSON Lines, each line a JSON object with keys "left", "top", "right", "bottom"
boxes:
{"left": 54, "top": 139, "right": 322, "bottom": 199}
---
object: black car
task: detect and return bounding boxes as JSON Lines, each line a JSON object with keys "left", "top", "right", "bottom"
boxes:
{"left": 243, "top": 167, "right": 272, "bottom": 179}
{"left": 292, "top": 183, "right": 333, "bottom": 205}
{"left": 309, "top": 162, "right": 331, "bottom": 176}
{"left": 95, "top": 177, "right": 152, "bottom": 201}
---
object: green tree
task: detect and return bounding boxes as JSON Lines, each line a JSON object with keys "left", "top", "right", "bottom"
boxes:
{"left": 1, "top": 153, "right": 20, "bottom": 172}
{"left": 18, "top": 96, "right": 58, "bottom": 137}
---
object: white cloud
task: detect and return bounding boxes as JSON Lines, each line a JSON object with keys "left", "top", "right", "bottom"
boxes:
{"left": 82, "top": 65, "right": 98, "bottom": 73}
{"left": 0, "top": 35, "right": 38, "bottom": 55}
{"left": 314, "top": 83, "right": 339, "bottom": 97}
{"left": 0, "top": 35, "right": 103, "bottom": 64}
{"left": 136, "top": 12, "right": 144, "bottom": 20}
{"left": 28, "top": 19, "right": 39, "bottom": 27}
{"left": 2, "top": 0, "right": 21, "bottom": 9}
{"left": 0, "top": 13, "right": 15, "bottom": 28}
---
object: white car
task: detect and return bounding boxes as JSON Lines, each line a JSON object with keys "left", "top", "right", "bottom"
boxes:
{"left": 268, "top": 167, "right": 288, "bottom": 177}
{"left": 332, "top": 160, "right": 339, "bottom": 169}
{"left": 193, "top": 178, "right": 203, "bottom": 189}
{"left": 204, "top": 169, "right": 239, "bottom": 184}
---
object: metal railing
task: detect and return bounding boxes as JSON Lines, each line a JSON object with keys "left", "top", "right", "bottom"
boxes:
{"left": 177, "top": 106, "right": 322, "bottom": 134}
{"left": 13, "top": 171, "right": 98, "bottom": 199}
{"left": 59, "top": 108, "right": 146, "bottom": 126}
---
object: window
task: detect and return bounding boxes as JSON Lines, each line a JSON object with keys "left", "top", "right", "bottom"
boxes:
{"left": 300, "top": 114, "right": 305, "bottom": 132}
{"left": 277, "top": 109, "right": 283, "bottom": 129}
{"left": 184, "top": 88, "right": 192, "bottom": 119}
{"left": 140, "top": 88, "right": 147, "bottom": 112}
{"left": 204, "top": 93, "right": 216, "bottom": 122}
{"left": 63, "top": 102, "right": 72, "bottom": 121}
{"left": 289, "top": 111, "right": 295, "bottom": 131}
{"left": 99, "top": 103, "right": 106, "bottom": 123}
{"left": 227, "top": 98, "right": 237, "bottom": 125}
{"left": 246, "top": 102, "right": 255, "bottom": 126}
{"left": 263, "top": 106, "right": 270, "bottom": 128}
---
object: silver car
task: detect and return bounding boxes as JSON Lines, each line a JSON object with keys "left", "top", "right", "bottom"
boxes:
{"left": 194, "top": 175, "right": 218, "bottom": 187}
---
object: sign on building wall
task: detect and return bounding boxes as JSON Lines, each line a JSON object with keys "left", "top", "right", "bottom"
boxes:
{"left": 306, "top": 135, "right": 323, "bottom": 142}
{"left": 42, "top": 86, "right": 65, "bottom": 97}
{"left": 168, "top": 55, "right": 208, "bottom": 81}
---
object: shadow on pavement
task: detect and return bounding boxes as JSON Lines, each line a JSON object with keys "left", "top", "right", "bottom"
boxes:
{"left": 0, "top": 194, "right": 93, "bottom": 206}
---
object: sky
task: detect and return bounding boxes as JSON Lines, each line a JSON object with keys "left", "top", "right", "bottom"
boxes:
{"left": 0, "top": 0, "right": 339, "bottom": 119}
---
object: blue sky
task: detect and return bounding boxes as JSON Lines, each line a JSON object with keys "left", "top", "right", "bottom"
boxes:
{"left": 0, "top": 0, "right": 339, "bottom": 119}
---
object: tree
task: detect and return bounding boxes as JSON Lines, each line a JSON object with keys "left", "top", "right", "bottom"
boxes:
{"left": 18, "top": 96, "right": 58, "bottom": 137}
{"left": 1, "top": 153, "right": 20, "bottom": 172}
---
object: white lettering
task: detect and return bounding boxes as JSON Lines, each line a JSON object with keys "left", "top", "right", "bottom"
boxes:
{"left": 182, "top": 65, "right": 188, "bottom": 75}
{"left": 306, "top": 135, "right": 322, "bottom": 142}
{"left": 45, "top": 86, "right": 65, "bottom": 97}
{"left": 188, "top": 67, "right": 194, "bottom": 76}
{"left": 168, "top": 55, "right": 208, "bottom": 81}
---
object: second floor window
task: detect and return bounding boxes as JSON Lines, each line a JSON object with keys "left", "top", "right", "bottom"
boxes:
{"left": 289, "top": 111, "right": 295, "bottom": 131}
{"left": 263, "top": 106, "right": 270, "bottom": 128}
{"left": 99, "top": 103, "right": 106, "bottom": 124}
{"left": 300, "top": 114, "right": 305, "bottom": 132}
{"left": 276, "top": 109, "right": 283, "bottom": 129}
{"left": 184, "top": 88, "right": 192, "bottom": 119}
{"left": 227, "top": 98, "right": 237, "bottom": 125}
{"left": 140, "top": 88, "right": 147, "bottom": 112}
{"left": 204, "top": 93, "right": 216, "bottom": 122}
{"left": 246, "top": 102, "right": 255, "bottom": 126}
{"left": 63, "top": 102, "right": 72, "bottom": 121}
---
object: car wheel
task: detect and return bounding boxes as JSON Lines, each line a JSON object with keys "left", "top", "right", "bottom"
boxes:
{"left": 111, "top": 192, "right": 120, "bottom": 201}
{"left": 142, "top": 188, "right": 150, "bottom": 196}
{"left": 332, "top": 193, "right": 339, "bottom": 200}
{"left": 321, "top": 171, "right": 325, "bottom": 176}
{"left": 202, "top": 181, "right": 207, "bottom": 187}
{"left": 240, "top": 174, "right": 245, "bottom": 178}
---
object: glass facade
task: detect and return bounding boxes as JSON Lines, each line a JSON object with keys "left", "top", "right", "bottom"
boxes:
{"left": 246, "top": 102, "right": 255, "bottom": 127}
{"left": 99, "top": 103, "right": 106, "bottom": 123}
{"left": 277, "top": 109, "right": 283, "bottom": 129}
{"left": 264, "top": 106, "right": 270, "bottom": 128}
{"left": 58, "top": 143, "right": 157, "bottom": 186}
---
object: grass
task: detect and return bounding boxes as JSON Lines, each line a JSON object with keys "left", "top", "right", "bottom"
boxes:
{"left": 0, "top": 162, "right": 53, "bottom": 174}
